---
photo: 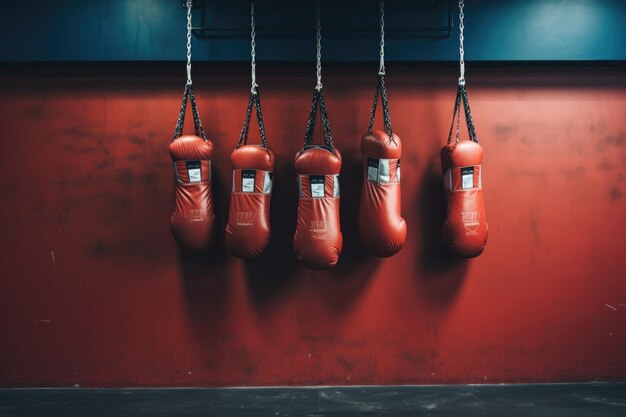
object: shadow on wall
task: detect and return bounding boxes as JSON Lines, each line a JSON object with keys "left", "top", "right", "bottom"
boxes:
{"left": 177, "top": 168, "right": 231, "bottom": 345}
{"left": 308, "top": 146, "right": 381, "bottom": 316}
{"left": 243, "top": 155, "right": 300, "bottom": 304}
{"left": 336, "top": 147, "right": 381, "bottom": 278}
{"left": 243, "top": 120, "right": 380, "bottom": 314}
{"left": 241, "top": 96, "right": 303, "bottom": 307}
{"left": 236, "top": 81, "right": 381, "bottom": 311}
{"left": 175, "top": 76, "right": 469, "bottom": 337}
{"left": 411, "top": 87, "right": 469, "bottom": 306}
{"left": 415, "top": 155, "right": 469, "bottom": 306}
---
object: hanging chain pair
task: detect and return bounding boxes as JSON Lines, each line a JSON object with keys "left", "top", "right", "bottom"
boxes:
{"left": 368, "top": 74, "right": 394, "bottom": 140}
{"left": 447, "top": 0, "right": 477, "bottom": 144}
{"left": 447, "top": 0, "right": 476, "bottom": 144}
{"left": 304, "top": 89, "right": 334, "bottom": 150}
{"left": 368, "top": 0, "right": 394, "bottom": 141}
{"left": 447, "top": 84, "right": 477, "bottom": 144}
{"left": 237, "top": 1, "right": 268, "bottom": 149}
{"left": 237, "top": 89, "right": 268, "bottom": 148}
{"left": 172, "top": 0, "right": 207, "bottom": 142}
{"left": 173, "top": 83, "right": 207, "bottom": 141}
{"left": 303, "top": 0, "right": 333, "bottom": 151}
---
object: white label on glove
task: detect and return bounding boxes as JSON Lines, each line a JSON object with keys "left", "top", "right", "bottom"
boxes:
{"left": 263, "top": 171, "right": 273, "bottom": 194}
{"left": 367, "top": 158, "right": 379, "bottom": 182}
{"left": 333, "top": 175, "right": 340, "bottom": 197}
{"left": 310, "top": 176, "right": 325, "bottom": 198}
{"left": 397, "top": 160, "right": 401, "bottom": 181}
{"left": 378, "top": 159, "right": 390, "bottom": 183}
{"left": 242, "top": 170, "right": 255, "bottom": 193}
{"left": 461, "top": 166, "right": 474, "bottom": 189}
{"left": 186, "top": 161, "right": 201, "bottom": 183}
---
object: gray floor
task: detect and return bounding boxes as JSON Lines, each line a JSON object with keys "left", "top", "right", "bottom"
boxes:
{"left": 1, "top": 383, "right": 625, "bottom": 416}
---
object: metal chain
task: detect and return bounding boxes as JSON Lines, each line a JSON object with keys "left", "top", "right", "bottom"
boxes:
{"left": 461, "top": 86, "right": 478, "bottom": 142}
{"left": 379, "top": 0, "right": 385, "bottom": 75}
{"left": 455, "top": 90, "right": 461, "bottom": 143}
{"left": 315, "top": 0, "right": 322, "bottom": 91}
{"left": 368, "top": 83, "right": 379, "bottom": 132}
{"left": 252, "top": 90, "right": 268, "bottom": 148}
{"left": 237, "top": 90, "right": 268, "bottom": 149}
{"left": 318, "top": 91, "right": 334, "bottom": 150}
{"left": 237, "top": 93, "right": 255, "bottom": 147}
{"left": 186, "top": 0, "right": 193, "bottom": 85}
{"left": 188, "top": 85, "right": 207, "bottom": 140}
{"left": 172, "top": 84, "right": 207, "bottom": 142}
{"left": 172, "top": 1, "right": 208, "bottom": 143}
{"left": 368, "top": 75, "right": 394, "bottom": 141}
{"left": 379, "top": 75, "right": 394, "bottom": 141}
{"left": 173, "top": 85, "right": 190, "bottom": 141}
{"left": 367, "top": 1, "right": 394, "bottom": 141}
{"left": 303, "top": 2, "right": 333, "bottom": 151}
{"left": 458, "top": 0, "right": 465, "bottom": 86}
{"left": 303, "top": 89, "right": 334, "bottom": 150}
{"left": 250, "top": 0, "right": 258, "bottom": 94}
{"left": 446, "top": 87, "right": 462, "bottom": 145}
{"left": 304, "top": 91, "right": 320, "bottom": 146}
{"left": 447, "top": 85, "right": 478, "bottom": 144}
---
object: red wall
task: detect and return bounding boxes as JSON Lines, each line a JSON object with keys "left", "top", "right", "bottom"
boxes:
{"left": 0, "top": 65, "right": 624, "bottom": 387}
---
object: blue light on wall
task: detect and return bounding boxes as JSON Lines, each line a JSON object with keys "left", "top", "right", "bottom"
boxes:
{"left": 1, "top": 0, "right": 624, "bottom": 62}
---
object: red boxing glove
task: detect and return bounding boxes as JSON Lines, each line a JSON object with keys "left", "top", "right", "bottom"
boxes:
{"left": 293, "top": 146, "right": 343, "bottom": 269}
{"left": 441, "top": 139, "right": 488, "bottom": 257}
{"left": 226, "top": 145, "right": 274, "bottom": 259}
{"left": 359, "top": 130, "right": 406, "bottom": 257}
{"left": 169, "top": 135, "right": 215, "bottom": 251}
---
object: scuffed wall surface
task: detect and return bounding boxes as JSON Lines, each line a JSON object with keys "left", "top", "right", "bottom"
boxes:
{"left": 0, "top": 66, "right": 624, "bottom": 386}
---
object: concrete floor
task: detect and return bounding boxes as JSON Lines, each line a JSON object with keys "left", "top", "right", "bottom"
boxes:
{"left": 0, "top": 383, "right": 625, "bottom": 416}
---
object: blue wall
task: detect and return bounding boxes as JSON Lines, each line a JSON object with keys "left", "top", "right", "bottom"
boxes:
{"left": 1, "top": 0, "right": 625, "bottom": 62}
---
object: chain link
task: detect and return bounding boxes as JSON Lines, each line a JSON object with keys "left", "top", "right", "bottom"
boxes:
{"left": 238, "top": 93, "right": 255, "bottom": 147}
{"left": 315, "top": 0, "right": 322, "bottom": 91}
{"left": 303, "top": 2, "right": 333, "bottom": 151}
{"left": 446, "top": 87, "right": 461, "bottom": 145}
{"left": 304, "top": 89, "right": 334, "bottom": 151}
{"left": 250, "top": 0, "right": 258, "bottom": 94}
{"left": 455, "top": 90, "right": 461, "bottom": 143}
{"left": 318, "top": 91, "right": 334, "bottom": 149}
{"left": 304, "top": 92, "right": 319, "bottom": 146}
{"left": 368, "top": 75, "right": 394, "bottom": 142}
{"left": 368, "top": 83, "right": 379, "bottom": 132}
{"left": 172, "top": 84, "right": 207, "bottom": 142}
{"left": 458, "top": 0, "right": 465, "bottom": 86}
{"left": 460, "top": 86, "right": 477, "bottom": 142}
{"left": 252, "top": 90, "right": 268, "bottom": 148}
{"left": 188, "top": 85, "right": 207, "bottom": 140}
{"left": 237, "top": 90, "right": 268, "bottom": 149}
{"left": 379, "top": 0, "right": 385, "bottom": 75}
{"left": 186, "top": 0, "right": 193, "bottom": 85}
{"left": 447, "top": 84, "right": 478, "bottom": 144}
{"left": 172, "top": 1, "right": 208, "bottom": 143}
{"left": 379, "top": 76, "right": 393, "bottom": 141}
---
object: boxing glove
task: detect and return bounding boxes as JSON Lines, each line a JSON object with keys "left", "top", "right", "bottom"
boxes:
{"left": 293, "top": 146, "right": 343, "bottom": 269}
{"left": 359, "top": 130, "right": 406, "bottom": 257}
{"left": 169, "top": 135, "right": 215, "bottom": 251}
{"left": 226, "top": 145, "right": 274, "bottom": 259}
{"left": 441, "top": 140, "right": 488, "bottom": 257}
